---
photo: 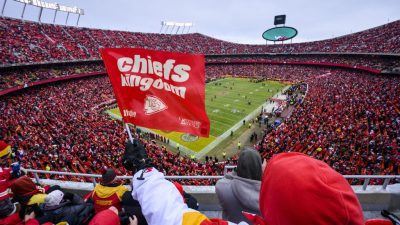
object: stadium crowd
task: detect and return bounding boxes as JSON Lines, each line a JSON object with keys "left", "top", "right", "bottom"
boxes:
{"left": 4, "top": 54, "right": 391, "bottom": 94}
{"left": 1, "top": 17, "right": 400, "bottom": 64}
{"left": 1, "top": 140, "right": 380, "bottom": 225}
{"left": 0, "top": 63, "right": 103, "bottom": 91}
{"left": 256, "top": 70, "right": 400, "bottom": 182}
{"left": 2, "top": 16, "right": 399, "bottom": 93}
{"left": 1, "top": 64, "right": 398, "bottom": 186}
{"left": 207, "top": 54, "right": 400, "bottom": 71}
{"left": 206, "top": 64, "right": 328, "bottom": 82}
{"left": 3, "top": 55, "right": 396, "bottom": 92}
{"left": 1, "top": 11, "right": 400, "bottom": 225}
{"left": 0, "top": 76, "right": 227, "bottom": 184}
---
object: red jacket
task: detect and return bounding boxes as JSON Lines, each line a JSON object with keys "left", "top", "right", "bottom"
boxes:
{"left": 91, "top": 183, "right": 127, "bottom": 213}
{"left": 0, "top": 167, "right": 12, "bottom": 201}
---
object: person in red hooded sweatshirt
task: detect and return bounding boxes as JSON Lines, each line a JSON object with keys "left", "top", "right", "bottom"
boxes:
{"left": 123, "top": 140, "right": 365, "bottom": 225}
{"left": 244, "top": 152, "right": 364, "bottom": 225}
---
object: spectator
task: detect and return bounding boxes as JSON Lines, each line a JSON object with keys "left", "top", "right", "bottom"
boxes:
{"left": 9, "top": 176, "right": 62, "bottom": 224}
{"left": 0, "top": 140, "right": 17, "bottom": 219}
{"left": 40, "top": 190, "right": 93, "bottom": 225}
{"left": 124, "top": 141, "right": 210, "bottom": 225}
{"left": 91, "top": 168, "right": 128, "bottom": 213}
{"left": 10, "top": 176, "right": 47, "bottom": 206}
{"left": 120, "top": 192, "right": 148, "bottom": 225}
{"left": 215, "top": 148, "right": 262, "bottom": 223}
{"left": 246, "top": 152, "right": 364, "bottom": 225}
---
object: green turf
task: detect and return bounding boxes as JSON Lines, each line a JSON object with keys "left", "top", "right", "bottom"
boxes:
{"left": 107, "top": 78, "right": 285, "bottom": 152}
{"left": 205, "top": 78, "right": 284, "bottom": 136}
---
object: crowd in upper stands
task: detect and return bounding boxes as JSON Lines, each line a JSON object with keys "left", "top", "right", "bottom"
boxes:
{"left": 0, "top": 63, "right": 103, "bottom": 91}
{"left": 206, "top": 64, "right": 328, "bottom": 82}
{"left": 4, "top": 54, "right": 399, "bottom": 92}
{"left": 207, "top": 55, "right": 400, "bottom": 71}
{"left": 1, "top": 17, "right": 400, "bottom": 65}
{"left": 1, "top": 16, "right": 399, "bottom": 93}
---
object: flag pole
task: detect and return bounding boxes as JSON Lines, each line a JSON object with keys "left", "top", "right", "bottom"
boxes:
{"left": 125, "top": 123, "right": 134, "bottom": 143}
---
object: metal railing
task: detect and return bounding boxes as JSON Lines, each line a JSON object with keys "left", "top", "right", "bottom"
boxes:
{"left": 224, "top": 166, "right": 399, "bottom": 191}
{"left": 24, "top": 168, "right": 224, "bottom": 187}
{"left": 23, "top": 168, "right": 398, "bottom": 191}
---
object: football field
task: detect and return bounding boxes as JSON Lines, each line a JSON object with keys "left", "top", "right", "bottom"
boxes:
{"left": 107, "top": 78, "right": 285, "bottom": 152}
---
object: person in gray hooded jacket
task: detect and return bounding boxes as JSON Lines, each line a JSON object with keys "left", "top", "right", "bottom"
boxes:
{"left": 215, "top": 148, "right": 262, "bottom": 224}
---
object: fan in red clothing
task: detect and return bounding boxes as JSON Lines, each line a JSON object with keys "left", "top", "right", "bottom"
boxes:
{"left": 91, "top": 168, "right": 128, "bottom": 213}
{"left": 0, "top": 140, "right": 18, "bottom": 222}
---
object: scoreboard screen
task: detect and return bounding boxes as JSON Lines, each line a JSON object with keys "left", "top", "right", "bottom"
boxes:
{"left": 274, "top": 15, "right": 286, "bottom": 25}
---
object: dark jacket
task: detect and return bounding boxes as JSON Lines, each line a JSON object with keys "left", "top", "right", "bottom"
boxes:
{"left": 40, "top": 193, "right": 93, "bottom": 225}
{"left": 120, "top": 191, "right": 147, "bottom": 225}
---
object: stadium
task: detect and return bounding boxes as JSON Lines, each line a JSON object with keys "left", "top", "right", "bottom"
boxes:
{"left": 0, "top": 0, "right": 399, "bottom": 224}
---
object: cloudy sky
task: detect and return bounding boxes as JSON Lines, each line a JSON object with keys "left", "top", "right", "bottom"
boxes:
{"left": 2, "top": 0, "right": 400, "bottom": 44}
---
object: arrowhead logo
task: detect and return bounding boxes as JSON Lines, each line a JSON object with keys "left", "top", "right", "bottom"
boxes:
{"left": 144, "top": 95, "right": 168, "bottom": 115}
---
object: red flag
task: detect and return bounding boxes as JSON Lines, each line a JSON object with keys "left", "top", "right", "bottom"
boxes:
{"left": 101, "top": 48, "right": 210, "bottom": 137}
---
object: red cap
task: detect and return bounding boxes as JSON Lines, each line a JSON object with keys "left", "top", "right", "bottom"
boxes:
{"left": 260, "top": 152, "right": 364, "bottom": 225}
{"left": 10, "top": 176, "right": 38, "bottom": 197}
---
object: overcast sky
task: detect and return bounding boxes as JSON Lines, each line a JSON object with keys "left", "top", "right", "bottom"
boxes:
{"left": 2, "top": 0, "right": 400, "bottom": 44}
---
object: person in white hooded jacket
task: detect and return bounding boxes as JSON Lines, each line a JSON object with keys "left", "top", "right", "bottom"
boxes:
{"left": 123, "top": 141, "right": 248, "bottom": 225}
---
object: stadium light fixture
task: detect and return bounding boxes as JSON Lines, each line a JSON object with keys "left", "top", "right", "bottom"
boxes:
{"left": 160, "top": 21, "right": 193, "bottom": 34}
{"left": 165, "top": 21, "right": 176, "bottom": 26}
{"left": 12, "top": 0, "right": 84, "bottom": 25}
